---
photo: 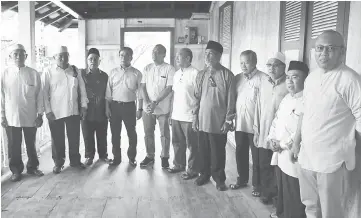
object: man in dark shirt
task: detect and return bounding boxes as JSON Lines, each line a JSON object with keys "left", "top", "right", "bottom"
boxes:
{"left": 81, "top": 48, "right": 109, "bottom": 165}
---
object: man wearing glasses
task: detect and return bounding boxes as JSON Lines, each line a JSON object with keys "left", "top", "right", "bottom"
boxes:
{"left": 1, "top": 44, "right": 44, "bottom": 182}
{"left": 42, "top": 46, "right": 88, "bottom": 174}
{"left": 192, "top": 41, "right": 236, "bottom": 191}
{"left": 291, "top": 30, "right": 361, "bottom": 218}
{"left": 253, "top": 52, "right": 288, "bottom": 204}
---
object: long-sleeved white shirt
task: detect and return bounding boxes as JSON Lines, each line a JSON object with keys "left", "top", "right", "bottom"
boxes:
{"left": 299, "top": 64, "right": 361, "bottom": 173}
{"left": 42, "top": 65, "right": 88, "bottom": 120}
{"left": 1, "top": 66, "right": 43, "bottom": 127}
{"left": 268, "top": 92, "right": 303, "bottom": 178}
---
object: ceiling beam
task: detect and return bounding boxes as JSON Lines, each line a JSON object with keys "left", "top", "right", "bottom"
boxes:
{"left": 1, "top": 2, "right": 18, "bottom": 12}
{"left": 44, "top": 12, "right": 69, "bottom": 26}
{"left": 35, "top": 7, "right": 62, "bottom": 21}
{"left": 85, "top": 9, "right": 195, "bottom": 19}
{"left": 58, "top": 18, "right": 73, "bottom": 32}
{"left": 35, "top": 1, "right": 52, "bottom": 11}
{"left": 51, "top": 0, "right": 83, "bottom": 19}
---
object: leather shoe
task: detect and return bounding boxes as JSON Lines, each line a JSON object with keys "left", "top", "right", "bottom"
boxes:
{"left": 84, "top": 158, "right": 93, "bottom": 166}
{"left": 167, "top": 166, "right": 185, "bottom": 173}
{"left": 129, "top": 159, "right": 137, "bottom": 167}
{"left": 194, "top": 175, "right": 210, "bottom": 186}
{"left": 181, "top": 172, "right": 198, "bottom": 180}
{"left": 10, "top": 173, "right": 22, "bottom": 182}
{"left": 261, "top": 196, "right": 272, "bottom": 204}
{"left": 53, "top": 166, "right": 64, "bottom": 174}
{"left": 109, "top": 159, "right": 121, "bottom": 166}
{"left": 99, "top": 157, "right": 111, "bottom": 163}
{"left": 27, "top": 169, "right": 44, "bottom": 177}
{"left": 216, "top": 182, "right": 228, "bottom": 191}
{"left": 70, "top": 162, "right": 86, "bottom": 169}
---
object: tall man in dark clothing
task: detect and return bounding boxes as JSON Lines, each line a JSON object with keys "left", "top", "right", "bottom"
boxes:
{"left": 81, "top": 48, "right": 110, "bottom": 165}
{"left": 192, "top": 41, "right": 236, "bottom": 191}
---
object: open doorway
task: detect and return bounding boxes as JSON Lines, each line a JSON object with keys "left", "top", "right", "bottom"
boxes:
{"left": 121, "top": 28, "right": 174, "bottom": 72}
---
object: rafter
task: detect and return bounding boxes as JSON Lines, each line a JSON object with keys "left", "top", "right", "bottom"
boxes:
{"left": 58, "top": 18, "right": 73, "bottom": 32}
{"left": 51, "top": 0, "right": 83, "bottom": 19}
{"left": 35, "top": 7, "right": 62, "bottom": 21}
{"left": 35, "top": 2, "right": 52, "bottom": 11}
{"left": 1, "top": 2, "right": 18, "bottom": 12}
{"left": 44, "top": 12, "right": 69, "bottom": 26}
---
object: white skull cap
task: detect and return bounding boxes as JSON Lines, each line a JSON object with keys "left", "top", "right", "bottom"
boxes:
{"left": 8, "top": 44, "right": 26, "bottom": 54}
{"left": 269, "top": 52, "right": 286, "bottom": 64}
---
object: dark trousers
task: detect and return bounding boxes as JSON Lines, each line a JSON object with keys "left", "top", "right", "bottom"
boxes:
{"left": 81, "top": 119, "right": 108, "bottom": 159}
{"left": 275, "top": 166, "right": 306, "bottom": 218}
{"left": 49, "top": 115, "right": 81, "bottom": 167}
{"left": 198, "top": 131, "right": 227, "bottom": 184}
{"left": 235, "top": 131, "right": 254, "bottom": 184}
{"left": 171, "top": 120, "right": 199, "bottom": 174}
{"left": 109, "top": 101, "right": 137, "bottom": 161}
{"left": 6, "top": 126, "right": 39, "bottom": 174}
{"left": 252, "top": 147, "right": 276, "bottom": 198}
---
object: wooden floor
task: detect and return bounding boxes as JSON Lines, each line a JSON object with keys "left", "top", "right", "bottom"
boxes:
{"left": 1, "top": 122, "right": 273, "bottom": 218}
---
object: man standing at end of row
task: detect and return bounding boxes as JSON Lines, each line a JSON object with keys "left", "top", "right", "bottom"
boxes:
{"left": 193, "top": 41, "right": 236, "bottom": 191}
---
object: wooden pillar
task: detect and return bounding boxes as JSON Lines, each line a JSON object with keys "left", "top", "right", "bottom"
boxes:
{"left": 18, "top": 1, "right": 36, "bottom": 69}
{"left": 78, "top": 20, "right": 87, "bottom": 68}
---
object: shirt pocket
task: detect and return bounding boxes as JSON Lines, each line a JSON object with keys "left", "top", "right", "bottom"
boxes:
{"left": 24, "top": 83, "right": 37, "bottom": 98}
{"left": 157, "top": 74, "right": 168, "bottom": 89}
{"left": 125, "top": 74, "right": 138, "bottom": 92}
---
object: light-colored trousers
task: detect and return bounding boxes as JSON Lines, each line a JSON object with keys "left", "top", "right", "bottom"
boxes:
{"left": 298, "top": 164, "right": 348, "bottom": 218}
{"left": 142, "top": 112, "right": 170, "bottom": 158}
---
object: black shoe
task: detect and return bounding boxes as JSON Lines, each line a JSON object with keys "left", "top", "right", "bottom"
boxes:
{"left": 181, "top": 172, "right": 198, "bottom": 180}
{"left": 10, "top": 173, "right": 22, "bottom": 182}
{"left": 229, "top": 177, "right": 247, "bottom": 190}
{"left": 84, "top": 158, "right": 93, "bottom": 166}
{"left": 109, "top": 159, "right": 121, "bottom": 166}
{"left": 27, "top": 169, "right": 44, "bottom": 177}
{"left": 129, "top": 159, "right": 137, "bottom": 167}
{"left": 161, "top": 157, "right": 169, "bottom": 169}
{"left": 140, "top": 157, "right": 154, "bottom": 168}
{"left": 194, "top": 175, "right": 210, "bottom": 186}
{"left": 53, "top": 165, "right": 64, "bottom": 174}
{"left": 70, "top": 162, "right": 86, "bottom": 169}
{"left": 216, "top": 182, "right": 228, "bottom": 191}
{"left": 261, "top": 196, "right": 272, "bottom": 204}
{"left": 167, "top": 166, "right": 185, "bottom": 173}
{"left": 99, "top": 157, "right": 111, "bottom": 163}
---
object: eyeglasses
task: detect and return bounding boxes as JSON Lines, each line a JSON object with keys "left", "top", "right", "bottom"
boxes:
{"left": 315, "top": 45, "right": 343, "bottom": 53}
{"left": 209, "top": 76, "right": 217, "bottom": 87}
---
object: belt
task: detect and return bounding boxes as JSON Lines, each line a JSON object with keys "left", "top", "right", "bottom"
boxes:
{"left": 112, "top": 100, "right": 135, "bottom": 105}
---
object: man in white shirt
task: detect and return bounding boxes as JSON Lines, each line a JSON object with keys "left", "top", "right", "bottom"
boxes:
{"left": 42, "top": 46, "right": 88, "bottom": 174}
{"left": 253, "top": 52, "right": 289, "bottom": 204}
{"left": 167, "top": 48, "right": 199, "bottom": 180}
{"left": 1, "top": 44, "right": 44, "bottom": 182}
{"left": 267, "top": 61, "right": 309, "bottom": 218}
{"left": 230, "top": 50, "right": 266, "bottom": 195}
{"left": 140, "top": 44, "right": 175, "bottom": 169}
{"left": 291, "top": 30, "right": 361, "bottom": 218}
{"left": 105, "top": 47, "right": 143, "bottom": 167}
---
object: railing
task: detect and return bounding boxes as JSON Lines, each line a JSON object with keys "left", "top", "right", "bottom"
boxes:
{"left": 1, "top": 119, "right": 52, "bottom": 175}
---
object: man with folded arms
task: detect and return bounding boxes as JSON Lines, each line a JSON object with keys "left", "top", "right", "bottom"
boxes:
{"left": 267, "top": 61, "right": 308, "bottom": 218}
{"left": 253, "top": 52, "right": 288, "bottom": 204}
{"left": 193, "top": 41, "right": 236, "bottom": 191}
{"left": 1, "top": 44, "right": 44, "bottom": 182}
{"left": 167, "top": 48, "right": 199, "bottom": 180}
{"left": 105, "top": 47, "right": 143, "bottom": 167}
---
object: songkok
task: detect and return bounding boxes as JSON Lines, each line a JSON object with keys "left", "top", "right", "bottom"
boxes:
{"left": 8, "top": 44, "right": 25, "bottom": 54}
{"left": 87, "top": 48, "right": 100, "bottom": 57}
{"left": 288, "top": 61, "right": 309, "bottom": 75}
{"left": 206, "top": 40, "right": 223, "bottom": 54}
{"left": 52, "top": 46, "right": 68, "bottom": 56}
{"left": 269, "top": 52, "right": 286, "bottom": 64}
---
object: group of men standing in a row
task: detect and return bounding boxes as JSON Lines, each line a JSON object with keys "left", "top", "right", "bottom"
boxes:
{"left": 1, "top": 29, "right": 360, "bottom": 218}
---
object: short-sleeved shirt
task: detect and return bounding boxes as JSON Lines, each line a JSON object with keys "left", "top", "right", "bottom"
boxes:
{"left": 171, "top": 65, "right": 199, "bottom": 122}
{"left": 299, "top": 64, "right": 361, "bottom": 173}
{"left": 105, "top": 66, "right": 142, "bottom": 102}
{"left": 235, "top": 68, "right": 266, "bottom": 133}
{"left": 141, "top": 62, "right": 175, "bottom": 115}
{"left": 1, "top": 66, "right": 43, "bottom": 127}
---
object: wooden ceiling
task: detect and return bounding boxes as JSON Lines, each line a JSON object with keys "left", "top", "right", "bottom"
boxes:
{"left": 62, "top": 1, "right": 211, "bottom": 19}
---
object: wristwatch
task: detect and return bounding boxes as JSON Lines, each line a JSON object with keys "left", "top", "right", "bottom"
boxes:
{"left": 225, "top": 120, "right": 232, "bottom": 125}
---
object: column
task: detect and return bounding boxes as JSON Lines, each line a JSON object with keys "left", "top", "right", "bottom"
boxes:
{"left": 78, "top": 20, "right": 87, "bottom": 68}
{"left": 18, "top": 1, "right": 36, "bottom": 69}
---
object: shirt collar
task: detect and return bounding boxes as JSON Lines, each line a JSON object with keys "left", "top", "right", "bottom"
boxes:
{"left": 180, "top": 65, "right": 192, "bottom": 72}
{"left": 120, "top": 65, "right": 131, "bottom": 71}
{"left": 56, "top": 64, "right": 71, "bottom": 71}
{"left": 268, "top": 73, "right": 286, "bottom": 86}
{"left": 244, "top": 68, "right": 257, "bottom": 80}
{"left": 87, "top": 68, "right": 100, "bottom": 74}
{"left": 291, "top": 91, "right": 303, "bottom": 98}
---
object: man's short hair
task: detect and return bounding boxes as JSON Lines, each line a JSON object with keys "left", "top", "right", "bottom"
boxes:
{"left": 119, "top": 47, "right": 133, "bottom": 56}
{"left": 240, "top": 50, "right": 257, "bottom": 65}
{"left": 154, "top": 44, "right": 166, "bottom": 54}
{"left": 181, "top": 48, "right": 193, "bottom": 63}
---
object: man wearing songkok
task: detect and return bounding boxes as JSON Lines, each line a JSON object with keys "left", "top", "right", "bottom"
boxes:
{"left": 229, "top": 50, "right": 267, "bottom": 196}
{"left": 267, "top": 61, "right": 308, "bottom": 218}
{"left": 80, "top": 48, "right": 110, "bottom": 166}
{"left": 140, "top": 44, "right": 175, "bottom": 169}
{"left": 291, "top": 30, "right": 361, "bottom": 218}
{"left": 192, "top": 40, "right": 236, "bottom": 191}
{"left": 42, "top": 46, "right": 88, "bottom": 174}
{"left": 253, "top": 52, "right": 288, "bottom": 203}
{"left": 105, "top": 47, "right": 143, "bottom": 167}
{"left": 1, "top": 44, "right": 44, "bottom": 182}
{"left": 167, "top": 48, "right": 199, "bottom": 180}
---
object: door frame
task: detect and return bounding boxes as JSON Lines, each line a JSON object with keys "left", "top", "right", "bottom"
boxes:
{"left": 120, "top": 27, "right": 175, "bottom": 66}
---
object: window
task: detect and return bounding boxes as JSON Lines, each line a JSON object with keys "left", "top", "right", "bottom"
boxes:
{"left": 219, "top": 2, "right": 233, "bottom": 68}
